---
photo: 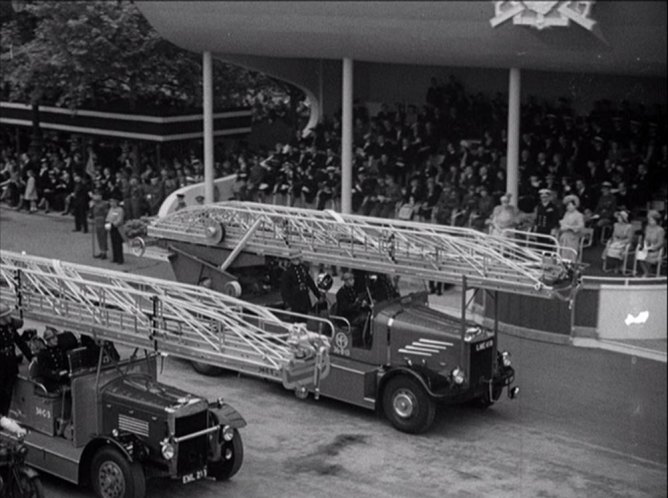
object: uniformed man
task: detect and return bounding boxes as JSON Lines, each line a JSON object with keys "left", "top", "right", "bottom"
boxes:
{"left": 0, "top": 303, "right": 32, "bottom": 416}
{"left": 34, "top": 327, "right": 70, "bottom": 392}
{"left": 280, "top": 248, "right": 321, "bottom": 316}
{"left": 534, "top": 188, "right": 560, "bottom": 238}
{"left": 336, "top": 272, "right": 370, "bottom": 323}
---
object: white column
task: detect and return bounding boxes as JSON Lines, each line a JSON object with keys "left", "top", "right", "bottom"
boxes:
{"left": 203, "top": 51, "right": 215, "bottom": 204}
{"left": 506, "top": 67, "right": 521, "bottom": 206}
{"left": 341, "top": 58, "right": 353, "bottom": 214}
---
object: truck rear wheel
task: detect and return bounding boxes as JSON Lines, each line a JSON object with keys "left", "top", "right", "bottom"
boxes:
{"left": 191, "top": 360, "right": 225, "bottom": 376}
{"left": 382, "top": 376, "right": 436, "bottom": 434}
{"left": 208, "top": 429, "right": 244, "bottom": 481}
{"left": 91, "top": 447, "right": 146, "bottom": 498}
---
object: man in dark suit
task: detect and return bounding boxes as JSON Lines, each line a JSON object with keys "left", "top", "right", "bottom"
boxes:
{"left": 534, "top": 188, "right": 560, "bottom": 238}
{"left": 280, "top": 249, "right": 321, "bottom": 317}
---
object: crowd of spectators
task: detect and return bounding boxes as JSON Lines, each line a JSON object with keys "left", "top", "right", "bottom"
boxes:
{"left": 1, "top": 74, "right": 666, "bottom": 270}
{"left": 229, "top": 75, "right": 666, "bottom": 266}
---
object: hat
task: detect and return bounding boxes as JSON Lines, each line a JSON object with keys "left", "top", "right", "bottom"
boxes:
{"left": 176, "top": 193, "right": 185, "bottom": 198}
{"left": 647, "top": 209, "right": 661, "bottom": 221}
{"left": 601, "top": 181, "right": 612, "bottom": 188}
{"left": 538, "top": 188, "right": 552, "bottom": 196}
{"left": 615, "top": 210, "right": 629, "bottom": 222}
{"left": 43, "top": 326, "right": 58, "bottom": 341}
{"left": 195, "top": 195, "right": 205, "bottom": 203}
{"left": 594, "top": 136, "right": 604, "bottom": 143}
{"left": 0, "top": 302, "right": 12, "bottom": 319}
{"left": 563, "top": 194, "right": 580, "bottom": 208}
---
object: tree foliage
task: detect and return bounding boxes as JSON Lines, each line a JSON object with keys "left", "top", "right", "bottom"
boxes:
{"left": 0, "top": 1, "right": 294, "bottom": 112}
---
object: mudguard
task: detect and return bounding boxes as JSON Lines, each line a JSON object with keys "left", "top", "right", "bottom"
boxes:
{"left": 208, "top": 402, "right": 247, "bottom": 429}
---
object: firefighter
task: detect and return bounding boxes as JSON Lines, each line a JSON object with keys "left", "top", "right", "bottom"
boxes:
{"left": 0, "top": 303, "right": 32, "bottom": 416}
{"left": 335, "top": 271, "right": 371, "bottom": 345}
{"left": 34, "top": 327, "right": 70, "bottom": 392}
{"left": 280, "top": 248, "right": 322, "bottom": 316}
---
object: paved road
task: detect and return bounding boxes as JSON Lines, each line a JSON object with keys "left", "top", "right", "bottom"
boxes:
{"left": 1, "top": 209, "right": 666, "bottom": 498}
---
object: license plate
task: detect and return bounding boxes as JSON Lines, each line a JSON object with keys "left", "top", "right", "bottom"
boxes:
{"left": 182, "top": 467, "right": 207, "bottom": 484}
{"left": 475, "top": 339, "right": 493, "bottom": 351}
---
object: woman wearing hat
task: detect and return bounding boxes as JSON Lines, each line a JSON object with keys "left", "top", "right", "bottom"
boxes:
{"left": 487, "top": 192, "right": 520, "bottom": 236}
{"left": 0, "top": 303, "right": 32, "bottom": 416}
{"left": 604, "top": 210, "right": 633, "bottom": 273}
{"left": 637, "top": 210, "right": 665, "bottom": 277}
{"left": 558, "top": 194, "right": 585, "bottom": 261}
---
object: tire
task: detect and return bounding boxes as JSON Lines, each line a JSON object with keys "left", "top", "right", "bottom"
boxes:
{"left": 10, "top": 473, "right": 45, "bottom": 498}
{"left": 90, "top": 447, "right": 146, "bottom": 498}
{"left": 191, "top": 360, "right": 225, "bottom": 376}
{"left": 382, "top": 376, "right": 436, "bottom": 434}
{"left": 208, "top": 429, "right": 244, "bottom": 481}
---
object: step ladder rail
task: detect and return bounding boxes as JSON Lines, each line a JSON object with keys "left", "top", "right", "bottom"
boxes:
{"left": 1, "top": 251, "right": 332, "bottom": 387}
{"left": 148, "top": 202, "right": 577, "bottom": 297}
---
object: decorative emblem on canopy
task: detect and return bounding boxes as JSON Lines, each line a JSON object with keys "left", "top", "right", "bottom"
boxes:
{"left": 490, "top": 1, "right": 596, "bottom": 31}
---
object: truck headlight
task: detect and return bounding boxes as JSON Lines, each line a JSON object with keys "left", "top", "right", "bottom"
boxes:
{"left": 501, "top": 351, "right": 512, "bottom": 368}
{"left": 222, "top": 425, "right": 234, "bottom": 442}
{"left": 160, "top": 438, "right": 175, "bottom": 460}
{"left": 464, "top": 327, "right": 482, "bottom": 342}
{"left": 451, "top": 367, "right": 465, "bottom": 385}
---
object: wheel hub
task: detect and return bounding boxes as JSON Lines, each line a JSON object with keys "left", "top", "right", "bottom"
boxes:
{"left": 393, "top": 389, "right": 416, "bottom": 418}
{"left": 99, "top": 461, "right": 125, "bottom": 498}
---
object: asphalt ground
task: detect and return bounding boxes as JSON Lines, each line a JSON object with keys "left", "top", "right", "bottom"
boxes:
{"left": 1, "top": 207, "right": 666, "bottom": 498}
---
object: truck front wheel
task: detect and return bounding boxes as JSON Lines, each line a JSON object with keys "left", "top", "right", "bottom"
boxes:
{"left": 208, "top": 429, "right": 244, "bottom": 481}
{"left": 90, "top": 447, "right": 146, "bottom": 498}
{"left": 382, "top": 376, "right": 436, "bottom": 434}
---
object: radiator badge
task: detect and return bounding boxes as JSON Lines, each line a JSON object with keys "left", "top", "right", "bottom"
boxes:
{"left": 490, "top": 1, "right": 596, "bottom": 31}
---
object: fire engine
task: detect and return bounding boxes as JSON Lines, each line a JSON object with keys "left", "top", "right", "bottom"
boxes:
{"left": 0, "top": 250, "right": 331, "bottom": 498}
{"left": 141, "top": 201, "right": 580, "bottom": 434}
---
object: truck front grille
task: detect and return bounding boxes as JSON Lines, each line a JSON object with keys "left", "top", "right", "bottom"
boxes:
{"left": 175, "top": 411, "right": 208, "bottom": 475}
{"left": 469, "top": 345, "right": 494, "bottom": 388}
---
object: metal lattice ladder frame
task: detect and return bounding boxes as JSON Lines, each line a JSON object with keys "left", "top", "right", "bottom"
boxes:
{"left": 147, "top": 201, "right": 579, "bottom": 299}
{"left": 0, "top": 250, "right": 331, "bottom": 391}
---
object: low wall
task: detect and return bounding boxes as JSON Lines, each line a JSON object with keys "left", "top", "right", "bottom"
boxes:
{"left": 480, "top": 276, "right": 667, "bottom": 341}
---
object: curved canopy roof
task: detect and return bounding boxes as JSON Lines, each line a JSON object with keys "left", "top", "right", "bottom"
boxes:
{"left": 138, "top": 1, "right": 666, "bottom": 77}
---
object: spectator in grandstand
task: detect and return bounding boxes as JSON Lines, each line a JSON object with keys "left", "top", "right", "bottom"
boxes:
{"left": 91, "top": 189, "right": 110, "bottom": 260}
{"left": 534, "top": 188, "right": 560, "bottom": 238}
{"left": 589, "top": 181, "right": 618, "bottom": 243}
{"left": 558, "top": 194, "right": 585, "bottom": 261}
{"left": 469, "top": 185, "right": 494, "bottom": 231}
{"left": 417, "top": 176, "right": 442, "bottom": 222}
{"left": 105, "top": 194, "right": 125, "bottom": 265}
{"left": 433, "top": 183, "right": 460, "bottom": 226}
{"left": 637, "top": 210, "right": 666, "bottom": 278}
{"left": 603, "top": 210, "right": 634, "bottom": 273}
{"left": 174, "top": 193, "right": 187, "bottom": 211}
{"left": 20, "top": 168, "right": 38, "bottom": 213}
{"left": 71, "top": 173, "right": 90, "bottom": 233}
{"left": 487, "top": 193, "right": 520, "bottom": 236}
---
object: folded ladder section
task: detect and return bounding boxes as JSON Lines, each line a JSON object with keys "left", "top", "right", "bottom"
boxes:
{"left": 147, "top": 201, "right": 578, "bottom": 299}
{"left": 0, "top": 250, "right": 331, "bottom": 391}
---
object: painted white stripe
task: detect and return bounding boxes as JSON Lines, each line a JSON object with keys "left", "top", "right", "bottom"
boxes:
{"left": 331, "top": 363, "right": 366, "bottom": 375}
{"left": 0, "top": 118, "right": 250, "bottom": 142}
{"left": 419, "top": 338, "right": 454, "bottom": 346}
{"left": 0, "top": 101, "right": 251, "bottom": 123}
{"left": 397, "top": 348, "right": 431, "bottom": 356}
{"left": 404, "top": 344, "right": 442, "bottom": 353}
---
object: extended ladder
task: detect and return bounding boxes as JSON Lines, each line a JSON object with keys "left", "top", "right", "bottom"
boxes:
{"left": 0, "top": 250, "right": 331, "bottom": 391}
{"left": 147, "top": 201, "right": 579, "bottom": 300}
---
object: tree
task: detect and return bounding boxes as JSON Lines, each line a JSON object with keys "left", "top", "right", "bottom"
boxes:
{"left": 0, "top": 1, "right": 300, "bottom": 156}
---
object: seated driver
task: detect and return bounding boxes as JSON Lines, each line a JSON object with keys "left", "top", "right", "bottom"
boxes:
{"left": 34, "top": 327, "right": 70, "bottom": 392}
{"left": 335, "top": 271, "right": 370, "bottom": 344}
